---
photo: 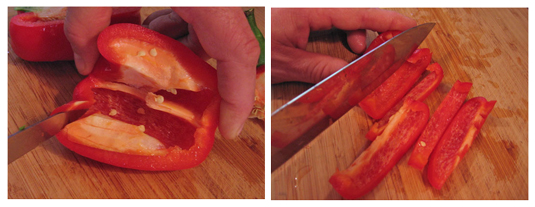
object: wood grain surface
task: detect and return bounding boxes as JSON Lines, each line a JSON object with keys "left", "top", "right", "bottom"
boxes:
{"left": 8, "top": 7, "right": 265, "bottom": 199}
{"left": 271, "top": 8, "right": 528, "bottom": 200}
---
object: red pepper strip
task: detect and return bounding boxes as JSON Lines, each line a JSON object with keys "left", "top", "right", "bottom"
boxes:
{"left": 299, "top": 55, "right": 373, "bottom": 104}
{"left": 427, "top": 97, "right": 496, "bottom": 189}
{"left": 329, "top": 98, "right": 429, "bottom": 199}
{"left": 408, "top": 80, "right": 472, "bottom": 170}
{"left": 365, "top": 63, "right": 444, "bottom": 141}
{"left": 325, "top": 43, "right": 398, "bottom": 119}
{"left": 9, "top": 7, "right": 141, "bottom": 62}
{"left": 358, "top": 48, "right": 432, "bottom": 120}
{"left": 52, "top": 23, "right": 220, "bottom": 171}
{"left": 365, "top": 30, "right": 402, "bottom": 53}
{"left": 51, "top": 76, "right": 98, "bottom": 114}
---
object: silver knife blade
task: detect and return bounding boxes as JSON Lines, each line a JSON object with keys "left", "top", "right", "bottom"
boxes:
{"left": 271, "top": 23, "right": 435, "bottom": 172}
{"left": 8, "top": 109, "right": 87, "bottom": 164}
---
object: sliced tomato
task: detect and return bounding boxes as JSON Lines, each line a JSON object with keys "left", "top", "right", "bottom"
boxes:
{"left": 427, "top": 97, "right": 496, "bottom": 189}
{"left": 329, "top": 99, "right": 429, "bottom": 199}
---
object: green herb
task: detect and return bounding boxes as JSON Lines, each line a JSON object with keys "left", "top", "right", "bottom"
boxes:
{"left": 18, "top": 125, "right": 26, "bottom": 131}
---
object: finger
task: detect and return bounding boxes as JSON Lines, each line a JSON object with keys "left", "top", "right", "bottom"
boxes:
{"left": 345, "top": 29, "right": 367, "bottom": 54}
{"left": 272, "top": 44, "right": 348, "bottom": 84}
{"left": 177, "top": 24, "right": 209, "bottom": 60}
{"left": 173, "top": 7, "right": 260, "bottom": 139}
{"left": 305, "top": 8, "right": 417, "bottom": 33}
{"left": 142, "top": 8, "right": 173, "bottom": 25}
{"left": 64, "top": 7, "right": 112, "bottom": 75}
{"left": 145, "top": 11, "right": 189, "bottom": 39}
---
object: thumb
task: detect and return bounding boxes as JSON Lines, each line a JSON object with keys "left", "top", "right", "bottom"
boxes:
{"left": 64, "top": 7, "right": 112, "bottom": 75}
{"left": 272, "top": 44, "right": 349, "bottom": 84}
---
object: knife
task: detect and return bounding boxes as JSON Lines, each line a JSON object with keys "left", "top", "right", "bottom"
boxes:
{"left": 271, "top": 23, "right": 435, "bottom": 172}
{"left": 8, "top": 109, "right": 87, "bottom": 164}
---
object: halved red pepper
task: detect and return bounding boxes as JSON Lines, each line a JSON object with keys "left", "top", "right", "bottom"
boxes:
{"left": 9, "top": 7, "right": 141, "bottom": 62}
{"left": 365, "top": 63, "right": 444, "bottom": 141}
{"left": 427, "top": 97, "right": 496, "bottom": 189}
{"left": 408, "top": 80, "right": 472, "bottom": 170}
{"left": 329, "top": 98, "right": 429, "bottom": 199}
{"left": 52, "top": 23, "right": 220, "bottom": 171}
{"left": 358, "top": 48, "right": 432, "bottom": 120}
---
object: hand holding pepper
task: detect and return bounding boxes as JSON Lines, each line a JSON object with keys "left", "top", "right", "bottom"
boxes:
{"left": 64, "top": 7, "right": 260, "bottom": 139}
{"left": 271, "top": 8, "right": 417, "bottom": 84}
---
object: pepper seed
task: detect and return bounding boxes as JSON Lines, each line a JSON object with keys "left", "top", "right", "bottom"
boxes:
{"left": 149, "top": 48, "right": 157, "bottom": 56}
{"left": 109, "top": 109, "right": 118, "bottom": 116}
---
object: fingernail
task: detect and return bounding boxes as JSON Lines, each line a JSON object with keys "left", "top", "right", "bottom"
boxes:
{"left": 73, "top": 53, "right": 87, "bottom": 75}
{"left": 231, "top": 123, "right": 245, "bottom": 139}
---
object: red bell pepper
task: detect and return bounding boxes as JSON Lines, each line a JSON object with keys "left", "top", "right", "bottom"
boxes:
{"left": 329, "top": 98, "right": 429, "bottom": 199}
{"left": 321, "top": 43, "right": 397, "bottom": 120}
{"left": 9, "top": 7, "right": 141, "bottom": 62}
{"left": 365, "top": 30, "right": 402, "bottom": 53}
{"left": 358, "top": 48, "right": 432, "bottom": 120}
{"left": 408, "top": 80, "right": 472, "bottom": 170}
{"left": 52, "top": 23, "right": 220, "bottom": 171}
{"left": 295, "top": 32, "right": 401, "bottom": 120}
{"left": 427, "top": 97, "right": 496, "bottom": 189}
{"left": 365, "top": 63, "right": 444, "bottom": 141}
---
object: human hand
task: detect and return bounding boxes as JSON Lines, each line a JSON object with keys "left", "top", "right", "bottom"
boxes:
{"left": 271, "top": 8, "right": 417, "bottom": 84}
{"left": 64, "top": 7, "right": 260, "bottom": 139}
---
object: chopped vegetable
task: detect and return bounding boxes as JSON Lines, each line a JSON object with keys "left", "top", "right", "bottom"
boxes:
{"left": 427, "top": 97, "right": 496, "bottom": 189}
{"left": 408, "top": 80, "right": 472, "bottom": 170}
{"left": 330, "top": 99, "right": 429, "bottom": 199}
{"left": 365, "top": 63, "right": 444, "bottom": 141}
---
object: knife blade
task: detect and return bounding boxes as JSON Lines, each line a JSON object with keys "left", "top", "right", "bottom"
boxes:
{"left": 271, "top": 23, "right": 435, "bottom": 172}
{"left": 8, "top": 109, "right": 87, "bottom": 164}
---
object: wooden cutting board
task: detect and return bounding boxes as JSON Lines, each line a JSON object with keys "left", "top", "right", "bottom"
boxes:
{"left": 8, "top": 7, "right": 265, "bottom": 199}
{"left": 271, "top": 8, "right": 528, "bottom": 200}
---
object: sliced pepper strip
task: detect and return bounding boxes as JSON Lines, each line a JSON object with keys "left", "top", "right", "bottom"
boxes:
{"left": 365, "top": 63, "right": 444, "bottom": 141}
{"left": 358, "top": 48, "right": 432, "bottom": 120}
{"left": 365, "top": 30, "right": 402, "bottom": 53}
{"left": 329, "top": 98, "right": 429, "bottom": 199}
{"left": 427, "top": 97, "right": 496, "bottom": 189}
{"left": 408, "top": 80, "right": 472, "bottom": 170}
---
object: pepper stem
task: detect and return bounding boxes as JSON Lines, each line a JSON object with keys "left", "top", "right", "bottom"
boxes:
{"left": 245, "top": 8, "right": 265, "bottom": 67}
